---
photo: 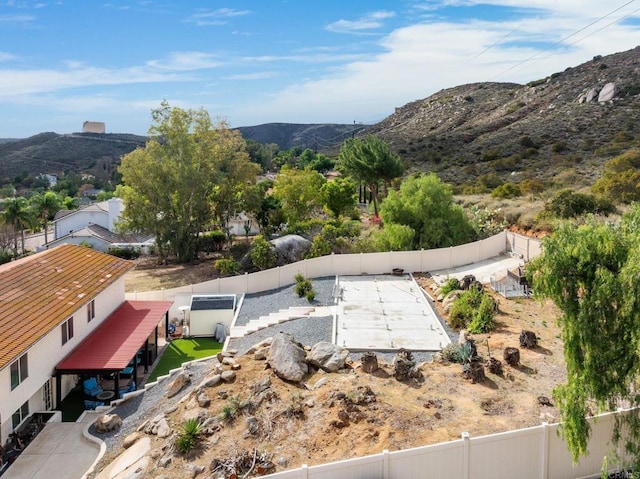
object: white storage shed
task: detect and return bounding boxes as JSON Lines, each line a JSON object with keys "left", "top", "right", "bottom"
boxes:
{"left": 188, "top": 294, "right": 236, "bottom": 340}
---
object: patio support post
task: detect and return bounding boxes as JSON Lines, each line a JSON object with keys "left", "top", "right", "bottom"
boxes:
{"left": 55, "top": 372, "right": 62, "bottom": 410}
{"left": 165, "top": 313, "right": 170, "bottom": 340}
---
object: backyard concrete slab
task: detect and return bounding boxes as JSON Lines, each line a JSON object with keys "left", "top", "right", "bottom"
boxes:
{"left": 335, "top": 275, "right": 450, "bottom": 351}
{"left": 5, "top": 417, "right": 101, "bottom": 479}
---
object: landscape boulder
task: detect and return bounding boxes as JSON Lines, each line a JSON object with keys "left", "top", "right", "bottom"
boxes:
{"left": 267, "top": 332, "right": 308, "bottom": 382}
{"left": 270, "top": 234, "right": 312, "bottom": 265}
{"left": 94, "top": 413, "right": 122, "bottom": 433}
{"left": 167, "top": 372, "right": 191, "bottom": 398}
{"left": 307, "top": 341, "right": 349, "bottom": 372}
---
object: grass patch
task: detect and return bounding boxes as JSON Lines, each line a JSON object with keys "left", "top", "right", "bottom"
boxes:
{"left": 147, "top": 337, "right": 223, "bottom": 383}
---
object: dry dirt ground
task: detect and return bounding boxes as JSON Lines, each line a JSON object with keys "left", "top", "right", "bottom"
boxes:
{"left": 113, "top": 262, "right": 567, "bottom": 477}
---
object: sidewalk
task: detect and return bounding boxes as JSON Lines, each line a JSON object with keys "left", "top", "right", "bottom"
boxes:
{"left": 4, "top": 412, "right": 103, "bottom": 479}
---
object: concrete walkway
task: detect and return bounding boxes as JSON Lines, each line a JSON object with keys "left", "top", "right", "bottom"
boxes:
{"left": 5, "top": 412, "right": 103, "bottom": 479}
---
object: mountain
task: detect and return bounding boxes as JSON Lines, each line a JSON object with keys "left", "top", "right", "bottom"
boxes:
{"left": 0, "top": 132, "right": 148, "bottom": 180}
{"left": 368, "top": 46, "right": 640, "bottom": 187}
{"left": 235, "top": 122, "right": 366, "bottom": 151}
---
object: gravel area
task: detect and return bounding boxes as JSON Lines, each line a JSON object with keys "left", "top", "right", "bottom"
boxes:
{"left": 234, "top": 276, "right": 337, "bottom": 326}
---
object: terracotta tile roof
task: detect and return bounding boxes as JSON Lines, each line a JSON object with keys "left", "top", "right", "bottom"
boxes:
{"left": 56, "top": 300, "right": 172, "bottom": 372}
{"left": 0, "top": 244, "right": 135, "bottom": 371}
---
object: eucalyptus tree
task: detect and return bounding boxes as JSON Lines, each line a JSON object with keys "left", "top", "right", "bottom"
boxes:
{"left": 528, "top": 206, "right": 640, "bottom": 471}
{"left": 118, "top": 101, "right": 250, "bottom": 262}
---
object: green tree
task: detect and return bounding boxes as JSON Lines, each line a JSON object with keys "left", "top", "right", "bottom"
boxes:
{"left": 337, "top": 135, "right": 404, "bottom": 217}
{"left": 30, "top": 191, "right": 62, "bottom": 244}
{"left": 321, "top": 177, "right": 357, "bottom": 218}
{"left": 272, "top": 166, "right": 326, "bottom": 225}
{"left": 380, "top": 173, "right": 476, "bottom": 250}
{"left": 118, "top": 101, "right": 248, "bottom": 262}
{"left": 1, "top": 196, "right": 34, "bottom": 253}
{"left": 371, "top": 223, "right": 415, "bottom": 251}
{"left": 528, "top": 207, "right": 640, "bottom": 470}
{"left": 543, "top": 189, "right": 615, "bottom": 219}
{"left": 250, "top": 234, "right": 276, "bottom": 270}
{"left": 592, "top": 149, "right": 640, "bottom": 204}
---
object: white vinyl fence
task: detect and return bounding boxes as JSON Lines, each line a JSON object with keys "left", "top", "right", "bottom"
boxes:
{"left": 263, "top": 409, "right": 632, "bottom": 479}
{"left": 126, "top": 231, "right": 540, "bottom": 321}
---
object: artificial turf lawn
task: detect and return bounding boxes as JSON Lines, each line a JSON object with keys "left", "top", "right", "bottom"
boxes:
{"left": 147, "top": 337, "right": 223, "bottom": 383}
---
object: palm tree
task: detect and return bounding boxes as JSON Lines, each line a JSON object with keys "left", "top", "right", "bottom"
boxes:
{"left": 31, "top": 191, "right": 62, "bottom": 244}
{"left": 1, "top": 197, "right": 35, "bottom": 254}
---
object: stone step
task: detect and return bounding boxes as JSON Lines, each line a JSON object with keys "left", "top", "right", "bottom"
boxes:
{"left": 229, "top": 306, "right": 317, "bottom": 338}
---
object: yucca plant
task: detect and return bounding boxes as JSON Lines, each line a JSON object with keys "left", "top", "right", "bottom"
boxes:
{"left": 176, "top": 418, "right": 202, "bottom": 454}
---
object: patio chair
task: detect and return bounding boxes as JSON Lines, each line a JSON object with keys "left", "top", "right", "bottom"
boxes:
{"left": 83, "top": 400, "right": 104, "bottom": 410}
{"left": 82, "top": 377, "right": 103, "bottom": 397}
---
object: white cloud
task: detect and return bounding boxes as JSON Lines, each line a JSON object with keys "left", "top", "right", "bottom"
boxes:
{"left": 145, "top": 51, "right": 221, "bottom": 71}
{"left": 0, "top": 52, "right": 16, "bottom": 61}
{"left": 326, "top": 10, "right": 396, "bottom": 34}
{"left": 223, "top": 71, "right": 278, "bottom": 81}
{"left": 186, "top": 8, "right": 251, "bottom": 26}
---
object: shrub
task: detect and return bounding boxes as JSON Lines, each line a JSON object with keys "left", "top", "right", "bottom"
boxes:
{"left": 491, "top": 182, "right": 521, "bottom": 199}
{"left": 468, "top": 295, "right": 497, "bottom": 333}
{"left": 214, "top": 258, "right": 238, "bottom": 275}
{"left": 449, "top": 288, "right": 496, "bottom": 333}
{"left": 544, "top": 189, "right": 616, "bottom": 218}
{"left": 176, "top": 418, "right": 202, "bottom": 454}
{"left": 107, "top": 246, "right": 140, "bottom": 260}
{"left": 441, "top": 343, "right": 462, "bottom": 363}
{"left": 250, "top": 235, "right": 276, "bottom": 270}
{"left": 294, "top": 274, "right": 315, "bottom": 302}
{"left": 199, "top": 230, "right": 227, "bottom": 252}
{"left": 439, "top": 277, "right": 461, "bottom": 296}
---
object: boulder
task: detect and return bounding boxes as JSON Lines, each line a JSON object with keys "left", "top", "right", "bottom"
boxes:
{"left": 307, "top": 341, "right": 349, "bottom": 372}
{"left": 270, "top": 234, "right": 312, "bottom": 264}
{"left": 199, "top": 373, "right": 222, "bottom": 389}
{"left": 254, "top": 346, "right": 270, "bottom": 360}
{"left": 155, "top": 418, "right": 171, "bottom": 438}
{"left": 598, "top": 82, "right": 617, "bottom": 102}
{"left": 586, "top": 87, "right": 599, "bottom": 102}
{"left": 267, "top": 332, "right": 308, "bottom": 382}
{"left": 167, "top": 372, "right": 191, "bottom": 398}
{"left": 197, "top": 392, "right": 211, "bottom": 408}
{"left": 94, "top": 413, "right": 122, "bottom": 433}
{"left": 221, "top": 370, "right": 236, "bottom": 383}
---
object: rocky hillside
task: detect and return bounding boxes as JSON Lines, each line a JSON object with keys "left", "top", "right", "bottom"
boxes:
{"left": 236, "top": 123, "right": 364, "bottom": 151}
{"left": 0, "top": 132, "right": 148, "bottom": 180}
{"left": 369, "top": 46, "right": 640, "bottom": 187}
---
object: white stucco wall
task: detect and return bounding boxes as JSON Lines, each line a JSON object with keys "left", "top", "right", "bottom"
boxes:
{"left": 55, "top": 209, "right": 108, "bottom": 240}
{"left": 0, "top": 276, "right": 126, "bottom": 439}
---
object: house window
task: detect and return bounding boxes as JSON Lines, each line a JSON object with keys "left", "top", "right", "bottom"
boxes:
{"left": 61, "top": 316, "right": 74, "bottom": 345}
{"left": 87, "top": 300, "right": 95, "bottom": 322}
{"left": 12, "top": 401, "right": 29, "bottom": 429}
{"left": 10, "top": 353, "right": 28, "bottom": 390}
{"left": 43, "top": 379, "right": 53, "bottom": 410}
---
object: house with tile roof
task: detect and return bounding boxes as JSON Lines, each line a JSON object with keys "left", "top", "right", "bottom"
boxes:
{"left": 0, "top": 244, "right": 171, "bottom": 443}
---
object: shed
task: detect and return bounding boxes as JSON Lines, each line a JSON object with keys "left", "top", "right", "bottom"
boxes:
{"left": 189, "top": 294, "right": 236, "bottom": 340}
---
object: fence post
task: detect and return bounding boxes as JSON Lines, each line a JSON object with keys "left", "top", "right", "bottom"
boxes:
{"left": 462, "top": 432, "right": 470, "bottom": 479}
{"left": 383, "top": 449, "right": 390, "bottom": 479}
{"left": 541, "top": 422, "right": 549, "bottom": 479}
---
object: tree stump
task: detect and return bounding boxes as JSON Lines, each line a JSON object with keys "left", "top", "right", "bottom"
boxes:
{"left": 519, "top": 330, "right": 538, "bottom": 348}
{"left": 486, "top": 357, "right": 503, "bottom": 375}
{"left": 393, "top": 349, "right": 417, "bottom": 381}
{"left": 462, "top": 361, "right": 485, "bottom": 383}
{"left": 503, "top": 347, "right": 520, "bottom": 367}
{"left": 360, "top": 352, "right": 379, "bottom": 373}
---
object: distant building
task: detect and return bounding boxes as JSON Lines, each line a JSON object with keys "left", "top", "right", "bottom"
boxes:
{"left": 38, "top": 174, "right": 57, "bottom": 187}
{"left": 82, "top": 121, "right": 105, "bottom": 134}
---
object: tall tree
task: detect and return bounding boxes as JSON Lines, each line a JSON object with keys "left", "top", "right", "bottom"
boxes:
{"left": 118, "top": 101, "right": 249, "bottom": 262}
{"left": 337, "top": 135, "right": 404, "bottom": 217}
{"left": 272, "top": 166, "right": 326, "bottom": 225}
{"left": 30, "top": 191, "right": 62, "bottom": 244}
{"left": 321, "top": 177, "right": 357, "bottom": 218}
{"left": 1, "top": 196, "right": 34, "bottom": 253}
{"left": 380, "top": 173, "right": 476, "bottom": 250}
{"left": 528, "top": 206, "right": 640, "bottom": 470}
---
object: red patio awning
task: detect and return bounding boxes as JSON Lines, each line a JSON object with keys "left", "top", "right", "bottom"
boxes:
{"left": 56, "top": 300, "right": 173, "bottom": 372}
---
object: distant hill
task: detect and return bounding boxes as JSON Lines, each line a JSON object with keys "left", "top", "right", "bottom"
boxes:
{"left": 0, "top": 132, "right": 148, "bottom": 180}
{"left": 368, "top": 46, "right": 640, "bottom": 187}
{"left": 2, "top": 46, "right": 638, "bottom": 187}
{"left": 235, "top": 122, "right": 367, "bottom": 151}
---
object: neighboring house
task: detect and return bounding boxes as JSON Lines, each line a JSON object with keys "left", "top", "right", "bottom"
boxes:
{"left": 45, "top": 224, "right": 155, "bottom": 253}
{"left": 0, "top": 244, "right": 172, "bottom": 443}
{"left": 227, "top": 212, "right": 260, "bottom": 237}
{"left": 48, "top": 197, "right": 153, "bottom": 253}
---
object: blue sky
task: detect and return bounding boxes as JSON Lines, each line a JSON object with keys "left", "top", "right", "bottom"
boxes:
{"left": 1, "top": 0, "right": 639, "bottom": 138}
